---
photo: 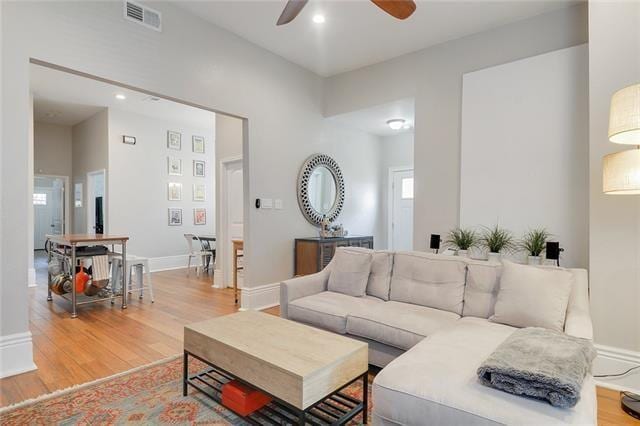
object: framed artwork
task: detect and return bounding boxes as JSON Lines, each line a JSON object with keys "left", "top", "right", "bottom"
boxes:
{"left": 194, "top": 208, "right": 206, "bottom": 225}
{"left": 167, "top": 130, "right": 182, "bottom": 150}
{"left": 167, "top": 157, "right": 182, "bottom": 176}
{"left": 192, "top": 135, "right": 205, "bottom": 154}
{"left": 193, "top": 160, "right": 206, "bottom": 177}
{"left": 168, "top": 182, "right": 182, "bottom": 201}
{"left": 168, "top": 208, "right": 183, "bottom": 226}
{"left": 193, "top": 183, "right": 206, "bottom": 201}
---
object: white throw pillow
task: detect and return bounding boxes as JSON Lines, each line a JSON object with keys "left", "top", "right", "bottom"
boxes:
{"left": 328, "top": 248, "right": 373, "bottom": 297}
{"left": 489, "top": 260, "right": 574, "bottom": 332}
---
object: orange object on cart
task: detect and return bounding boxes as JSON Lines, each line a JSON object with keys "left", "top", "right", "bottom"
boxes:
{"left": 75, "top": 261, "right": 90, "bottom": 293}
{"left": 221, "top": 380, "right": 271, "bottom": 416}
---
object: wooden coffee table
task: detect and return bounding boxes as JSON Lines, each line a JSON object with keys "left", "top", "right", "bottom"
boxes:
{"left": 183, "top": 311, "right": 369, "bottom": 424}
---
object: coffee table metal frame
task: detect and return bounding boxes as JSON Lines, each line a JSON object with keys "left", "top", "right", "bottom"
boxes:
{"left": 183, "top": 350, "right": 368, "bottom": 425}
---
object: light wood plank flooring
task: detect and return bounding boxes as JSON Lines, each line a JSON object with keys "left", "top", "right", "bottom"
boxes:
{"left": 0, "top": 268, "right": 637, "bottom": 425}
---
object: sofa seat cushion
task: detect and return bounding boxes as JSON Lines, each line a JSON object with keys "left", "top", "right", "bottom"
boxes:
{"left": 346, "top": 301, "right": 460, "bottom": 351}
{"left": 288, "top": 291, "right": 383, "bottom": 334}
{"left": 372, "top": 317, "right": 596, "bottom": 426}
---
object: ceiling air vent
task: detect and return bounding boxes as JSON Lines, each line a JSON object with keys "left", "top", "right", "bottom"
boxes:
{"left": 124, "top": 1, "right": 161, "bottom": 32}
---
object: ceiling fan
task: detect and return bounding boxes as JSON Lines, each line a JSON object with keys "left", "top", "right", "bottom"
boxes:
{"left": 276, "top": 0, "right": 417, "bottom": 25}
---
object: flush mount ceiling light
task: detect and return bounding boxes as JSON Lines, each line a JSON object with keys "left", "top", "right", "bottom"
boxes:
{"left": 115, "top": 93, "right": 127, "bottom": 100}
{"left": 312, "top": 14, "right": 325, "bottom": 24}
{"left": 387, "top": 119, "right": 406, "bottom": 130}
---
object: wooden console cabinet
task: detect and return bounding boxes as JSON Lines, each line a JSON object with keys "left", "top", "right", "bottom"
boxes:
{"left": 294, "top": 236, "right": 374, "bottom": 276}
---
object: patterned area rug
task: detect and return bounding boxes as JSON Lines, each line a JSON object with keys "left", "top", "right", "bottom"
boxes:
{"left": 0, "top": 356, "right": 372, "bottom": 425}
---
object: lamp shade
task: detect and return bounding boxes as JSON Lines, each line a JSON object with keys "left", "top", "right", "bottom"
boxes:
{"left": 603, "top": 148, "right": 640, "bottom": 194}
{"left": 608, "top": 83, "right": 640, "bottom": 144}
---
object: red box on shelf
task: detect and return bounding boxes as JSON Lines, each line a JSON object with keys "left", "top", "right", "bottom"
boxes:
{"left": 221, "top": 380, "right": 272, "bottom": 416}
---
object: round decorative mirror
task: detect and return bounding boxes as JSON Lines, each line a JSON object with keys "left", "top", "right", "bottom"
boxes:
{"left": 297, "top": 154, "right": 345, "bottom": 226}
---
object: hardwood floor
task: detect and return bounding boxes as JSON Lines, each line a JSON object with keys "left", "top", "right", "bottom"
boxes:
{"left": 0, "top": 268, "right": 637, "bottom": 425}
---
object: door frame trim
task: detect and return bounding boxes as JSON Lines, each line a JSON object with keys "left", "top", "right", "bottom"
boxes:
{"left": 217, "top": 156, "right": 243, "bottom": 289}
{"left": 86, "top": 169, "right": 107, "bottom": 234}
{"left": 387, "top": 166, "right": 413, "bottom": 251}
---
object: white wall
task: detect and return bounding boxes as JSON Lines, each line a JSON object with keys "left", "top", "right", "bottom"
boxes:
{"left": 460, "top": 45, "right": 588, "bottom": 267}
{"left": 588, "top": 1, "right": 640, "bottom": 389}
{"left": 34, "top": 122, "right": 72, "bottom": 178}
{"left": 379, "top": 132, "right": 414, "bottom": 249}
{"left": 72, "top": 109, "right": 108, "bottom": 233}
{"left": 325, "top": 4, "right": 588, "bottom": 252}
{"left": 108, "top": 108, "right": 215, "bottom": 268}
{"left": 215, "top": 113, "right": 243, "bottom": 287}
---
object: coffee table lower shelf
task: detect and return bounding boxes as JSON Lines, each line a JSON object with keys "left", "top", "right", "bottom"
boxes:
{"left": 183, "top": 351, "right": 368, "bottom": 425}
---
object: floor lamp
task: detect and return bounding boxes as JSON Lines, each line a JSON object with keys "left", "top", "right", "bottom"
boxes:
{"left": 602, "top": 82, "right": 640, "bottom": 420}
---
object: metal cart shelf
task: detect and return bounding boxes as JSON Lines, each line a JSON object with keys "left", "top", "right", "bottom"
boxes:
{"left": 46, "top": 234, "right": 129, "bottom": 318}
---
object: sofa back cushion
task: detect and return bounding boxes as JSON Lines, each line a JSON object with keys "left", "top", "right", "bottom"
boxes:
{"left": 327, "top": 248, "right": 373, "bottom": 297}
{"left": 489, "top": 260, "right": 573, "bottom": 332}
{"left": 390, "top": 252, "right": 466, "bottom": 315}
{"left": 462, "top": 260, "right": 502, "bottom": 318}
{"left": 335, "top": 247, "right": 393, "bottom": 300}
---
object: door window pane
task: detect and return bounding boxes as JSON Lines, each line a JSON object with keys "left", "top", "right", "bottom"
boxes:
{"left": 401, "top": 178, "right": 414, "bottom": 199}
{"left": 33, "top": 193, "right": 47, "bottom": 205}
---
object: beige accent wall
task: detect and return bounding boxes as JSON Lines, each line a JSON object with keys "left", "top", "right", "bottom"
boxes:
{"left": 588, "top": 1, "right": 640, "bottom": 353}
{"left": 34, "top": 121, "right": 72, "bottom": 177}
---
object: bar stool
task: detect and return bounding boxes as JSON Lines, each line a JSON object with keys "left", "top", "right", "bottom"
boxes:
{"left": 111, "top": 255, "right": 154, "bottom": 303}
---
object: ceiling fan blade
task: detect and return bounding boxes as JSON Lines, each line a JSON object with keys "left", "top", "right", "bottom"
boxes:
{"left": 370, "top": 0, "right": 416, "bottom": 20}
{"left": 276, "top": 0, "right": 309, "bottom": 25}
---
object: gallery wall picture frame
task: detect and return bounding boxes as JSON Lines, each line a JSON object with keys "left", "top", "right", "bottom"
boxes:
{"left": 168, "top": 208, "right": 183, "bottom": 226}
{"left": 167, "top": 130, "right": 182, "bottom": 150}
{"left": 168, "top": 182, "right": 182, "bottom": 201}
{"left": 193, "top": 183, "right": 206, "bottom": 201}
{"left": 194, "top": 208, "right": 206, "bottom": 225}
{"left": 192, "top": 135, "right": 205, "bottom": 154}
{"left": 167, "top": 157, "right": 182, "bottom": 176}
{"left": 193, "top": 160, "right": 206, "bottom": 177}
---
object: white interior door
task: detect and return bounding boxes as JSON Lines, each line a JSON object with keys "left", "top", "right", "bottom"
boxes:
{"left": 224, "top": 160, "right": 244, "bottom": 287}
{"left": 34, "top": 177, "right": 65, "bottom": 250}
{"left": 391, "top": 169, "right": 414, "bottom": 251}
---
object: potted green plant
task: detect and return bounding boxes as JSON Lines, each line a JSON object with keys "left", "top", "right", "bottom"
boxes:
{"left": 445, "top": 227, "right": 477, "bottom": 257}
{"left": 520, "top": 228, "right": 550, "bottom": 265}
{"left": 480, "top": 225, "right": 514, "bottom": 263}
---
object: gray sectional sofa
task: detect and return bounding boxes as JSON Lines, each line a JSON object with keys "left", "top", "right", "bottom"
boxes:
{"left": 280, "top": 248, "right": 596, "bottom": 425}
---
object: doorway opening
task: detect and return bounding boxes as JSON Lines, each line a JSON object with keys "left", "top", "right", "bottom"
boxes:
{"left": 389, "top": 167, "right": 414, "bottom": 251}
{"left": 87, "top": 169, "right": 106, "bottom": 234}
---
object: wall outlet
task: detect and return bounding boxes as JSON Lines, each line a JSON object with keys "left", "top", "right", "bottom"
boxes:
{"left": 261, "top": 198, "right": 273, "bottom": 209}
{"left": 274, "top": 199, "right": 283, "bottom": 210}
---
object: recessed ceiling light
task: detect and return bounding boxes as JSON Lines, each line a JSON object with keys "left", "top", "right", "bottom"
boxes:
{"left": 387, "top": 119, "right": 406, "bottom": 130}
{"left": 115, "top": 94, "right": 126, "bottom": 100}
{"left": 312, "top": 14, "right": 325, "bottom": 24}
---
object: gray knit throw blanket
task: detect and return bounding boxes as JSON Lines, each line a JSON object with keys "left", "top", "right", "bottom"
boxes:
{"left": 477, "top": 327, "right": 596, "bottom": 408}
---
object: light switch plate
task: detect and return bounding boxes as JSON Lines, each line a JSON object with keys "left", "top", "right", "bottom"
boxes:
{"left": 262, "top": 198, "right": 273, "bottom": 209}
{"left": 274, "top": 199, "right": 283, "bottom": 210}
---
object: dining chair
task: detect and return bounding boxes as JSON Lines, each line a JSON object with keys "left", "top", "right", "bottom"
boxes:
{"left": 183, "top": 234, "right": 212, "bottom": 277}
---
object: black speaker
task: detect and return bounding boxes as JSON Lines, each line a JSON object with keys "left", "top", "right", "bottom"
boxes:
{"left": 430, "top": 234, "right": 441, "bottom": 252}
{"left": 546, "top": 242, "right": 561, "bottom": 261}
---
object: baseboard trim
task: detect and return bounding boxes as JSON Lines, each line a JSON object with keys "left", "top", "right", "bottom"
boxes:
{"left": 240, "top": 282, "right": 280, "bottom": 311}
{"left": 0, "top": 332, "right": 37, "bottom": 379}
{"left": 147, "top": 255, "right": 190, "bottom": 272}
{"left": 28, "top": 268, "right": 36, "bottom": 288}
{"left": 594, "top": 343, "right": 640, "bottom": 393}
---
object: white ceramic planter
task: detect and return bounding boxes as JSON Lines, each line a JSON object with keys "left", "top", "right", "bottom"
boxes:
{"left": 457, "top": 250, "right": 468, "bottom": 257}
{"left": 527, "top": 255, "right": 542, "bottom": 265}
{"left": 487, "top": 252, "right": 501, "bottom": 263}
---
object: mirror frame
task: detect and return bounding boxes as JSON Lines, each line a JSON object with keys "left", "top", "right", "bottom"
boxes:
{"left": 297, "top": 153, "right": 345, "bottom": 226}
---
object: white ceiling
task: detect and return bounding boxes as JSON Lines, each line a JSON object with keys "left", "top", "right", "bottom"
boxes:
{"left": 31, "top": 65, "right": 216, "bottom": 129}
{"left": 327, "top": 98, "right": 415, "bottom": 136}
{"left": 177, "top": 0, "right": 577, "bottom": 77}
